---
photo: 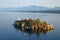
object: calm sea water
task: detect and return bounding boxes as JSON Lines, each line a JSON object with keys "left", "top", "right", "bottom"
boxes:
{"left": 0, "top": 12, "right": 60, "bottom": 40}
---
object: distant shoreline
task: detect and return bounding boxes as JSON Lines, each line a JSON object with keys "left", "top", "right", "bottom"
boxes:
{"left": 8, "top": 10, "right": 60, "bottom": 13}
{"left": 0, "top": 10, "right": 60, "bottom": 13}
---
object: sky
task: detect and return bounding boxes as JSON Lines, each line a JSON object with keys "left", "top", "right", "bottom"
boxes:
{"left": 0, "top": 0, "right": 60, "bottom": 8}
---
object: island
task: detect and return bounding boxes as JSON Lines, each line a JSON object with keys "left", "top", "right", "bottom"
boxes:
{"left": 13, "top": 18, "right": 54, "bottom": 32}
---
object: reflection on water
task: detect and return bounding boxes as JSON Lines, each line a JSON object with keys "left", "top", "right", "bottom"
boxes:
{"left": 13, "top": 25, "right": 54, "bottom": 36}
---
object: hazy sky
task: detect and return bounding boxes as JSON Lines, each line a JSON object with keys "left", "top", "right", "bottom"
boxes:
{"left": 0, "top": 0, "right": 60, "bottom": 8}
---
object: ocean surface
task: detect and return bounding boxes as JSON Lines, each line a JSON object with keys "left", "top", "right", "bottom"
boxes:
{"left": 0, "top": 12, "right": 60, "bottom": 40}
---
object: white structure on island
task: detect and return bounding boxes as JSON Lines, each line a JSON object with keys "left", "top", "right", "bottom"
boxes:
{"left": 18, "top": 18, "right": 20, "bottom": 20}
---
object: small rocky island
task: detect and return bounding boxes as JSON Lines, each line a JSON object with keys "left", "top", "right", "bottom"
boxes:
{"left": 13, "top": 18, "right": 54, "bottom": 31}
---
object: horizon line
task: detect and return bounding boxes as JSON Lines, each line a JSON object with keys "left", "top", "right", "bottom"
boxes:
{"left": 0, "top": 5, "right": 60, "bottom": 8}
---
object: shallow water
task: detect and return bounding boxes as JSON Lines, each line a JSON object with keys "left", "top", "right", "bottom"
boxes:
{"left": 0, "top": 12, "right": 60, "bottom": 40}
